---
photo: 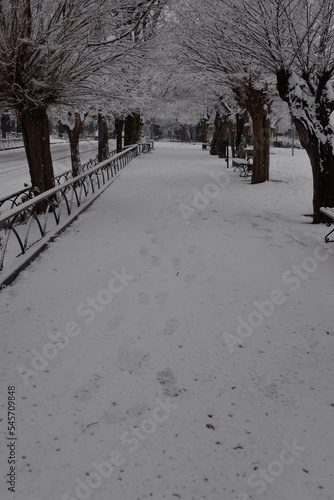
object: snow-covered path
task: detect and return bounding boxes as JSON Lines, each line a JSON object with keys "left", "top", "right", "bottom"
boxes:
{"left": 1, "top": 143, "right": 333, "bottom": 500}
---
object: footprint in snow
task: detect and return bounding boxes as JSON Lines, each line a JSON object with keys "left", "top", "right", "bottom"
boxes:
{"left": 73, "top": 374, "right": 103, "bottom": 403}
{"left": 115, "top": 347, "right": 144, "bottom": 373}
{"left": 172, "top": 257, "right": 182, "bottom": 270}
{"left": 104, "top": 401, "right": 150, "bottom": 424}
{"left": 251, "top": 222, "right": 272, "bottom": 233}
{"left": 157, "top": 368, "right": 180, "bottom": 397}
{"left": 185, "top": 273, "right": 196, "bottom": 285}
{"left": 156, "top": 292, "right": 168, "bottom": 306}
{"left": 163, "top": 317, "right": 180, "bottom": 335}
{"left": 151, "top": 255, "right": 160, "bottom": 267}
{"left": 138, "top": 292, "right": 150, "bottom": 305}
{"left": 107, "top": 314, "right": 124, "bottom": 330}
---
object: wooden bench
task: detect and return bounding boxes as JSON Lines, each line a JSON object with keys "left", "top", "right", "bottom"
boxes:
{"left": 232, "top": 158, "right": 253, "bottom": 178}
{"left": 140, "top": 141, "right": 153, "bottom": 154}
{"left": 320, "top": 207, "right": 334, "bottom": 242}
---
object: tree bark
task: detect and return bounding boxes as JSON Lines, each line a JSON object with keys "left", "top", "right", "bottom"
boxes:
{"left": 1, "top": 112, "right": 10, "bottom": 139}
{"left": 235, "top": 111, "right": 249, "bottom": 158}
{"left": 201, "top": 117, "right": 209, "bottom": 145}
{"left": 210, "top": 111, "right": 231, "bottom": 157}
{"left": 124, "top": 112, "right": 141, "bottom": 146}
{"left": 277, "top": 68, "right": 334, "bottom": 223}
{"left": 210, "top": 111, "right": 222, "bottom": 155}
{"left": 98, "top": 114, "right": 109, "bottom": 162}
{"left": 294, "top": 120, "right": 334, "bottom": 223}
{"left": 233, "top": 82, "right": 272, "bottom": 184}
{"left": 20, "top": 107, "right": 55, "bottom": 193}
{"left": 62, "top": 113, "right": 82, "bottom": 177}
{"left": 250, "top": 109, "right": 270, "bottom": 184}
{"left": 115, "top": 117, "right": 124, "bottom": 153}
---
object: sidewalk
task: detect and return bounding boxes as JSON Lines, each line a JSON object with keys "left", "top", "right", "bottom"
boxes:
{"left": 1, "top": 143, "right": 333, "bottom": 500}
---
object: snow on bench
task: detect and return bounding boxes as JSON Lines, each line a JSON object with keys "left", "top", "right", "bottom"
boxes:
{"left": 320, "top": 206, "right": 334, "bottom": 242}
{"left": 232, "top": 158, "right": 252, "bottom": 178}
{"left": 320, "top": 207, "right": 334, "bottom": 220}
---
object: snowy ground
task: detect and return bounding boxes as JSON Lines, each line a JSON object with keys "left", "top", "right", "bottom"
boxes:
{"left": 0, "top": 142, "right": 333, "bottom": 500}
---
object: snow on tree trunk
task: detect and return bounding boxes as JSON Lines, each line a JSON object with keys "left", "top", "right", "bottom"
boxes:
{"left": 277, "top": 69, "right": 334, "bottom": 223}
{"left": 20, "top": 107, "right": 55, "bottom": 195}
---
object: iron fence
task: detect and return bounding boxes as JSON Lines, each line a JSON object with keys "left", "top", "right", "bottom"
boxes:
{"left": 0, "top": 148, "right": 118, "bottom": 212}
{"left": 0, "top": 138, "right": 24, "bottom": 150}
{"left": 0, "top": 143, "right": 152, "bottom": 275}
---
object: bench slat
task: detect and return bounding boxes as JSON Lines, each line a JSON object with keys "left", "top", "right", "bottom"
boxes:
{"left": 232, "top": 158, "right": 249, "bottom": 166}
{"left": 320, "top": 207, "right": 334, "bottom": 220}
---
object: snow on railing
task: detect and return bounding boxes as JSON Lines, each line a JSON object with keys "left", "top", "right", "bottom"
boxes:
{"left": 0, "top": 143, "right": 152, "bottom": 276}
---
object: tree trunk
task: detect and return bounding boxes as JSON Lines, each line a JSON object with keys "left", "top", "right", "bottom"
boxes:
{"left": 115, "top": 117, "right": 124, "bottom": 154}
{"left": 124, "top": 112, "right": 141, "bottom": 146}
{"left": 98, "top": 114, "right": 109, "bottom": 162}
{"left": 201, "top": 117, "right": 209, "bottom": 144}
{"left": 250, "top": 109, "right": 270, "bottom": 184}
{"left": 210, "top": 111, "right": 222, "bottom": 155}
{"left": 210, "top": 111, "right": 231, "bottom": 157}
{"left": 294, "top": 120, "right": 334, "bottom": 223}
{"left": 235, "top": 111, "right": 248, "bottom": 158}
{"left": 62, "top": 113, "right": 82, "bottom": 177}
{"left": 1, "top": 112, "right": 10, "bottom": 138}
{"left": 277, "top": 68, "right": 334, "bottom": 223}
{"left": 233, "top": 82, "right": 272, "bottom": 184}
{"left": 20, "top": 107, "right": 55, "bottom": 193}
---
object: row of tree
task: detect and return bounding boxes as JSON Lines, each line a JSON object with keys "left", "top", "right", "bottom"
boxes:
{"left": 163, "top": 0, "right": 334, "bottom": 222}
{"left": 0, "top": 0, "right": 166, "bottom": 193}
{"left": 1, "top": 1, "right": 333, "bottom": 222}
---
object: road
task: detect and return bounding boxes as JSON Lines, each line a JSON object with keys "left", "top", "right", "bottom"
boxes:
{"left": 0, "top": 140, "right": 100, "bottom": 197}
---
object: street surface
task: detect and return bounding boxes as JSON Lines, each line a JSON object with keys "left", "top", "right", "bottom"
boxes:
{"left": 0, "top": 140, "right": 99, "bottom": 197}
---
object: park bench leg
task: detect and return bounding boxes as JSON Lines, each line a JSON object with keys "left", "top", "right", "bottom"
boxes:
{"left": 240, "top": 166, "right": 248, "bottom": 177}
{"left": 325, "top": 226, "right": 334, "bottom": 243}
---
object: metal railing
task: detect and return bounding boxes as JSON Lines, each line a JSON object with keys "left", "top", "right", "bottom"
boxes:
{"left": 0, "top": 143, "right": 152, "bottom": 274}
{"left": 0, "top": 148, "right": 118, "bottom": 212}
{"left": 0, "top": 138, "right": 24, "bottom": 150}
